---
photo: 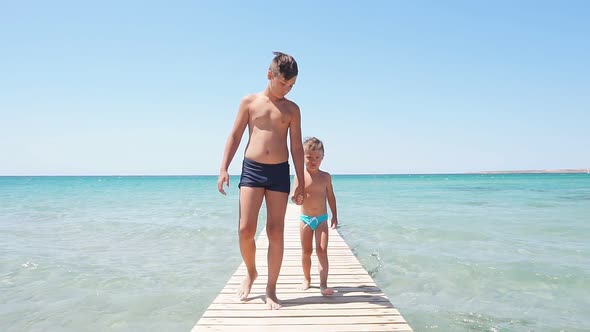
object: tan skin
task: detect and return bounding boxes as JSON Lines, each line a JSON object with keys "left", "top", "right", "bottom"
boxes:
{"left": 293, "top": 149, "right": 338, "bottom": 295}
{"left": 218, "top": 70, "right": 304, "bottom": 310}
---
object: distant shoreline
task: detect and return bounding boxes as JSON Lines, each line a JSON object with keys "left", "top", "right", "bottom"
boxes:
{"left": 471, "top": 169, "right": 589, "bottom": 174}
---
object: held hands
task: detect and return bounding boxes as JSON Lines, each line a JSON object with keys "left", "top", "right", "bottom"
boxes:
{"left": 217, "top": 170, "right": 229, "bottom": 195}
{"left": 291, "top": 185, "right": 304, "bottom": 205}
{"left": 331, "top": 217, "right": 338, "bottom": 229}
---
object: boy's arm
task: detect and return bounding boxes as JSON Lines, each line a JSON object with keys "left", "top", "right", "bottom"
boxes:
{"left": 326, "top": 173, "right": 338, "bottom": 229}
{"left": 291, "top": 173, "right": 303, "bottom": 205}
{"left": 217, "top": 96, "right": 251, "bottom": 195}
{"left": 291, "top": 174, "right": 299, "bottom": 194}
{"left": 289, "top": 104, "right": 305, "bottom": 205}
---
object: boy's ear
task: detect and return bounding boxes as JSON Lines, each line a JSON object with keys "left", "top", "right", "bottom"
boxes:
{"left": 267, "top": 69, "right": 273, "bottom": 80}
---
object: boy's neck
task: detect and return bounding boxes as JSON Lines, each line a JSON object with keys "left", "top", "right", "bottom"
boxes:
{"left": 306, "top": 167, "right": 320, "bottom": 174}
{"left": 263, "top": 86, "right": 285, "bottom": 102}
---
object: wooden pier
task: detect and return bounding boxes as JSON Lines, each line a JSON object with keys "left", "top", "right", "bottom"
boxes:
{"left": 192, "top": 204, "right": 413, "bottom": 331}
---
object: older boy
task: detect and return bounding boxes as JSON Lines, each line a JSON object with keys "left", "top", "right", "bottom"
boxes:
{"left": 293, "top": 137, "right": 338, "bottom": 296}
{"left": 217, "top": 52, "right": 305, "bottom": 309}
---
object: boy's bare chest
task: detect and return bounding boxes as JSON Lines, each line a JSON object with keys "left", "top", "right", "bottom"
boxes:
{"left": 304, "top": 175, "right": 327, "bottom": 193}
{"left": 249, "top": 101, "right": 290, "bottom": 125}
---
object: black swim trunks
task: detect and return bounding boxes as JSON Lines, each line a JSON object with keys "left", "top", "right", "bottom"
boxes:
{"left": 238, "top": 158, "right": 290, "bottom": 193}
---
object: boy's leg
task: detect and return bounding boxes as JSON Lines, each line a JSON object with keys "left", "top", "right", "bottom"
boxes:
{"left": 264, "top": 189, "right": 288, "bottom": 309}
{"left": 315, "top": 222, "right": 334, "bottom": 296}
{"left": 299, "top": 222, "right": 313, "bottom": 290}
{"left": 237, "top": 187, "right": 265, "bottom": 301}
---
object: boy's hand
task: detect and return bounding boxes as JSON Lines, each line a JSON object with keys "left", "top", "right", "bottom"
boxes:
{"left": 291, "top": 185, "right": 304, "bottom": 205}
{"left": 331, "top": 217, "right": 338, "bottom": 229}
{"left": 218, "top": 171, "right": 229, "bottom": 195}
{"left": 295, "top": 195, "right": 304, "bottom": 205}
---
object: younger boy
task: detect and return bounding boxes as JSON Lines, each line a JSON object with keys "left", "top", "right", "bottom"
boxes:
{"left": 217, "top": 51, "right": 305, "bottom": 310}
{"left": 293, "top": 137, "right": 338, "bottom": 296}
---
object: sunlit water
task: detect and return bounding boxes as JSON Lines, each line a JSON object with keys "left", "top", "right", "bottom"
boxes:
{"left": 1, "top": 174, "right": 588, "bottom": 331}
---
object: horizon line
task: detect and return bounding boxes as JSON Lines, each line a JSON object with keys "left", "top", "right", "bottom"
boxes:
{"left": 1, "top": 168, "right": 589, "bottom": 177}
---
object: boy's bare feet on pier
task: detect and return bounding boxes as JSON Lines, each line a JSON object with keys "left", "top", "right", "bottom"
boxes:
{"left": 300, "top": 278, "right": 311, "bottom": 290}
{"left": 237, "top": 271, "right": 257, "bottom": 301}
{"left": 320, "top": 286, "right": 334, "bottom": 296}
{"left": 265, "top": 289, "right": 282, "bottom": 310}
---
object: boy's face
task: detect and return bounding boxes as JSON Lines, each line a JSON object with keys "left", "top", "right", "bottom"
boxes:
{"left": 268, "top": 70, "right": 297, "bottom": 98}
{"left": 304, "top": 150, "right": 324, "bottom": 171}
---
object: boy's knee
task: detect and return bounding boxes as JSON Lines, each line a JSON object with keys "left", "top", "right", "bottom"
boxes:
{"left": 238, "top": 223, "right": 256, "bottom": 240}
{"left": 302, "top": 247, "right": 313, "bottom": 257}
{"left": 267, "top": 232, "right": 284, "bottom": 243}
{"left": 266, "top": 223, "right": 284, "bottom": 237}
{"left": 315, "top": 247, "right": 327, "bottom": 257}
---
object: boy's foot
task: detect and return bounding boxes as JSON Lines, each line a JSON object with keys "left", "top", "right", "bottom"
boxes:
{"left": 237, "top": 271, "right": 257, "bottom": 301}
{"left": 320, "top": 286, "right": 334, "bottom": 296}
{"left": 299, "top": 278, "right": 311, "bottom": 290}
{"left": 265, "top": 290, "right": 282, "bottom": 310}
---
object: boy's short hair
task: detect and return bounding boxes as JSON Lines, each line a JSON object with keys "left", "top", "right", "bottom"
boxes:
{"left": 269, "top": 51, "right": 298, "bottom": 80}
{"left": 303, "top": 137, "right": 324, "bottom": 154}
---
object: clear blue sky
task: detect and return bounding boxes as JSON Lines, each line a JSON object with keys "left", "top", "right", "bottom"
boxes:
{"left": 1, "top": 1, "right": 589, "bottom": 175}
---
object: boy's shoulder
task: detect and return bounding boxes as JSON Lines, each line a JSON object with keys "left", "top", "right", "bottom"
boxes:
{"left": 240, "top": 94, "right": 299, "bottom": 110}
{"left": 278, "top": 97, "right": 300, "bottom": 115}
{"left": 319, "top": 170, "right": 332, "bottom": 180}
{"left": 241, "top": 93, "right": 260, "bottom": 104}
{"left": 284, "top": 97, "right": 299, "bottom": 108}
{"left": 290, "top": 100, "right": 301, "bottom": 113}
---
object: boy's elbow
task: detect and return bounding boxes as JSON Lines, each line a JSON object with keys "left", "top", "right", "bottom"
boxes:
{"left": 230, "top": 132, "right": 242, "bottom": 143}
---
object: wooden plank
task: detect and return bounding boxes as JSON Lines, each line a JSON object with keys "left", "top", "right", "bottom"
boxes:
{"left": 192, "top": 204, "right": 413, "bottom": 331}
{"left": 205, "top": 301, "right": 397, "bottom": 310}
{"left": 220, "top": 285, "right": 383, "bottom": 294}
{"left": 212, "top": 293, "right": 391, "bottom": 304}
{"left": 196, "top": 315, "right": 407, "bottom": 325}
{"left": 193, "top": 323, "right": 414, "bottom": 332}
{"left": 202, "top": 308, "right": 400, "bottom": 317}
{"left": 226, "top": 275, "right": 377, "bottom": 281}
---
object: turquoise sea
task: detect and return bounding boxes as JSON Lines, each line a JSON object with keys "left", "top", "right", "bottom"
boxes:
{"left": 1, "top": 174, "right": 589, "bottom": 331}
